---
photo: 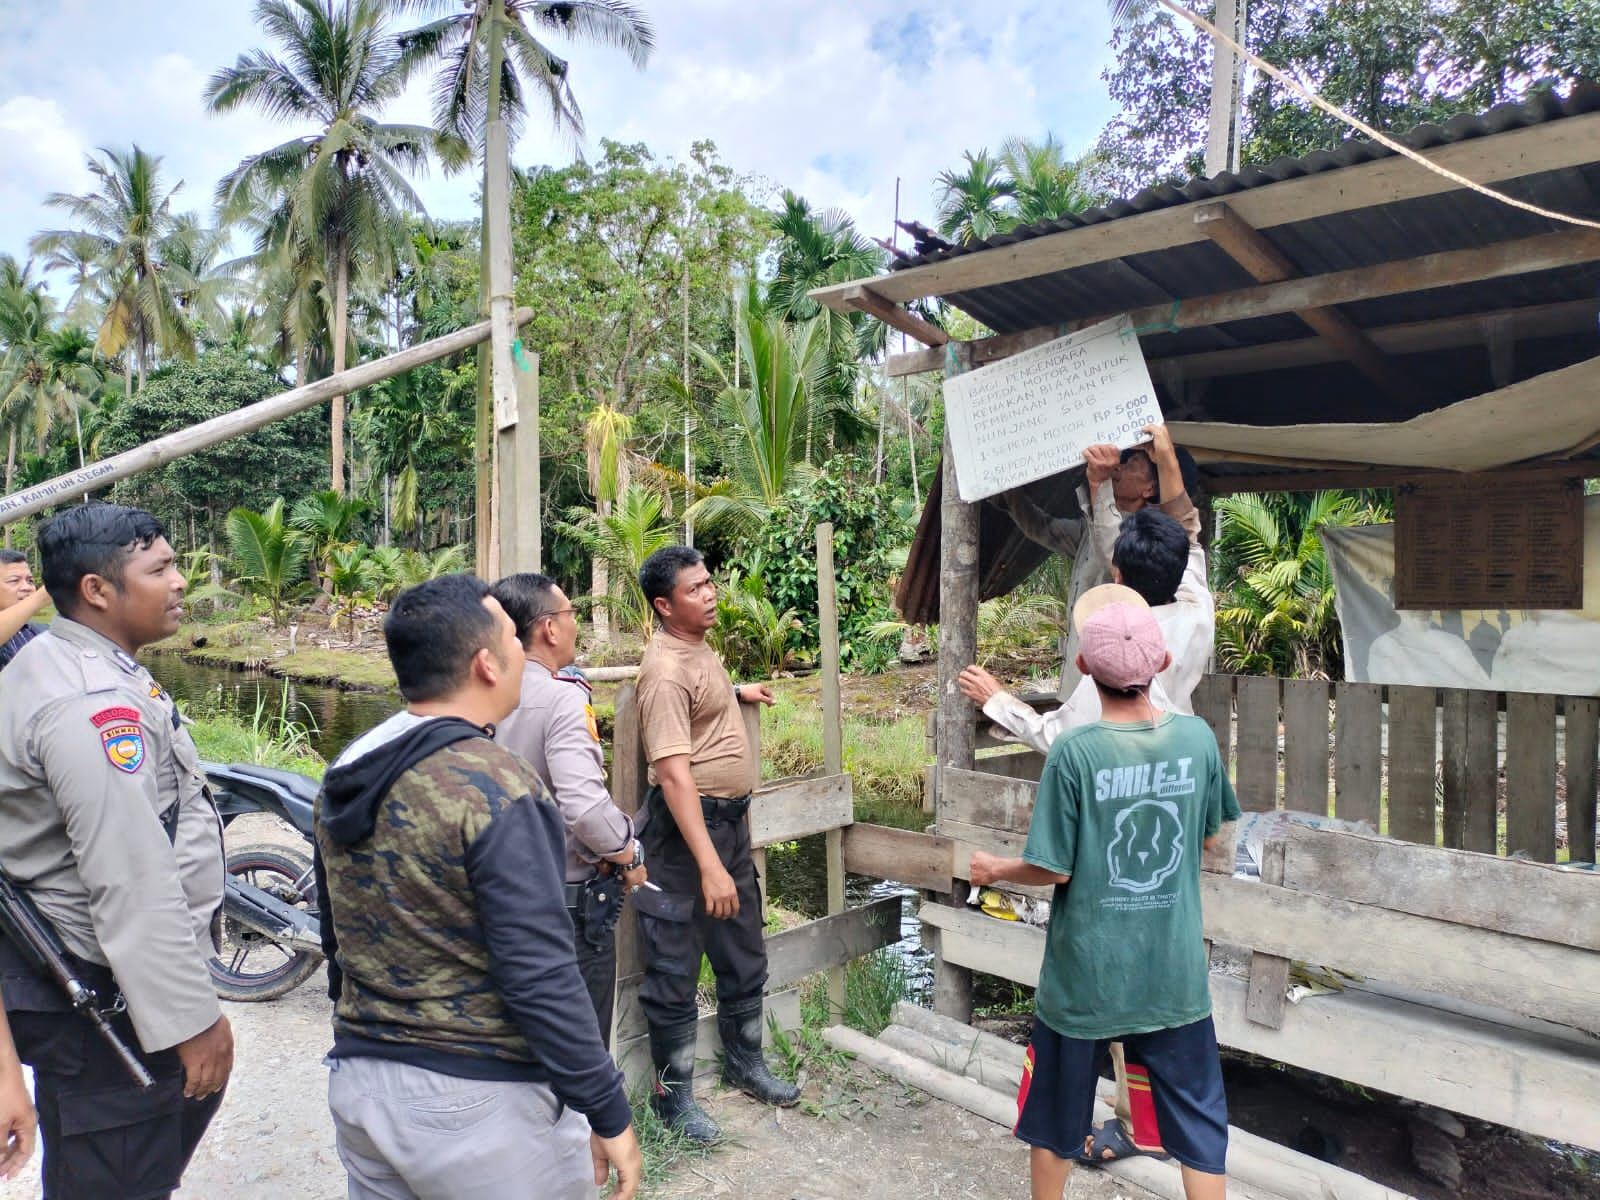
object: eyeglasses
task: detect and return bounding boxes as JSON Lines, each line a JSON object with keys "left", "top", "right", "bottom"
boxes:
{"left": 536, "top": 606, "right": 579, "bottom": 623}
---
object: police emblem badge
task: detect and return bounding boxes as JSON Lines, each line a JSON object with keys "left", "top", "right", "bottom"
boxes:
{"left": 91, "top": 706, "right": 145, "bottom": 773}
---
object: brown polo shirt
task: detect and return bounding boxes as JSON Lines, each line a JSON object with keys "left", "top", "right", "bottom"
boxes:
{"left": 637, "top": 629, "right": 754, "bottom": 799}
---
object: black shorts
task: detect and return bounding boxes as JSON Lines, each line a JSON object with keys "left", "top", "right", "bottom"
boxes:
{"left": 1014, "top": 1015, "right": 1229, "bottom": 1175}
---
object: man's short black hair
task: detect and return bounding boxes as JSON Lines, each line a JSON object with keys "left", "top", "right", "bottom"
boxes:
{"left": 384, "top": 574, "right": 497, "bottom": 702}
{"left": 639, "top": 546, "right": 704, "bottom": 617}
{"left": 1112, "top": 509, "right": 1190, "bottom": 607}
{"left": 0, "top": 550, "right": 28, "bottom": 566}
{"left": 38, "top": 504, "right": 166, "bottom": 618}
{"left": 490, "top": 573, "right": 560, "bottom": 648}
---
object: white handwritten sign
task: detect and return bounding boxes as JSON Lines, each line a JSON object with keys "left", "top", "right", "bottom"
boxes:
{"left": 943, "top": 314, "right": 1165, "bottom": 502}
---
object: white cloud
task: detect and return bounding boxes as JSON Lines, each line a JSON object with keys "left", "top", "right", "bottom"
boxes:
{"left": 0, "top": 0, "right": 1120, "bottom": 276}
{"left": 0, "top": 97, "right": 91, "bottom": 227}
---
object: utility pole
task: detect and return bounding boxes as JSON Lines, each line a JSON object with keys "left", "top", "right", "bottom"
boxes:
{"left": 1204, "top": 0, "right": 1249, "bottom": 176}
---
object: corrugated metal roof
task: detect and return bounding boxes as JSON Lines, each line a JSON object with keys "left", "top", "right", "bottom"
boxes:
{"left": 887, "top": 88, "right": 1600, "bottom": 623}
{"left": 892, "top": 85, "right": 1600, "bottom": 274}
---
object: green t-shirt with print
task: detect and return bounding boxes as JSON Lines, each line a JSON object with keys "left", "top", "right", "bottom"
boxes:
{"left": 1022, "top": 712, "right": 1240, "bottom": 1040}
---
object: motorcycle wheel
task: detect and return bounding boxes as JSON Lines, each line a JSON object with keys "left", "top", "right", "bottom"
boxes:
{"left": 208, "top": 843, "right": 323, "bottom": 1002}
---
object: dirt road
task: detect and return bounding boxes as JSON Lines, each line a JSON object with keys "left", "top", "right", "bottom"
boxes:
{"left": 0, "top": 969, "right": 1157, "bottom": 1200}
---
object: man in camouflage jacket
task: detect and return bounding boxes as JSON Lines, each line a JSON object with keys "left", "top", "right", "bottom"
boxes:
{"left": 313, "top": 575, "right": 641, "bottom": 1200}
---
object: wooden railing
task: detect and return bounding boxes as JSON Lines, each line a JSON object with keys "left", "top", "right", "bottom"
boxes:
{"left": 922, "top": 765, "right": 1600, "bottom": 1150}
{"left": 971, "top": 675, "right": 1600, "bottom": 863}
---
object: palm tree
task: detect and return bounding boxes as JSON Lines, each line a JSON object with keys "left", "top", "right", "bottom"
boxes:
{"left": 31, "top": 145, "right": 197, "bottom": 391}
{"left": 389, "top": 1, "right": 654, "bottom": 147}
{"left": 207, "top": 0, "right": 468, "bottom": 493}
{"left": 291, "top": 488, "right": 371, "bottom": 590}
{"left": 226, "top": 498, "right": 311, "bottom": 626}
{"left": 1212, "top": 490, "right": 1389, "bottom": 678}
{"left": 582, "top": 402, "right": 634, "bottom": 643}
{"left": 0, "top": 272, "right": 102, "bottom": 497}
{"left": 558, "top": 483, "right": 674, "bottom": 640}
{"left": 997, "top": 136, "right": 1107, "bottom": 226}
{"left": 389, "top": 0, "right": 654, "bottom": 557}
{"left": 684, "top": 290, "right": 830, "bottom": 539}
{"left": 350, "top": 367, "right": 460, "bottom": 539}
{"left": 934, "top": 150, "right": 1016, "bottom": 245}
{"left": 31, "top": 232, "right": 108, "bottom": 328}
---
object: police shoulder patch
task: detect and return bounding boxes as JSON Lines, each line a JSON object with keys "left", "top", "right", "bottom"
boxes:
{"left": 584, "top": 704, "right": 601, "bottom": 743}
{"left": 91, "top": 706, "right": 145, "bottom": 774}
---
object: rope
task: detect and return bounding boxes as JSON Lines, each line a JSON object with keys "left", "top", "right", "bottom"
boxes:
{"left": 1148, "top": 0, "right": 1600, "bottom": 231}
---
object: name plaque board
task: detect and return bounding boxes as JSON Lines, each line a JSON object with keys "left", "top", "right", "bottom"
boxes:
{"left": 944, "top": 314, "right": 1165, "bottom": 502}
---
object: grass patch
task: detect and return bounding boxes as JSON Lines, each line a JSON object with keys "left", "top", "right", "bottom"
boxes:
{"left": 185, "top": 681, "right": 326, "bottom": 776}
{"left": 798, "top": 947, "right": 917, "bottom": 1038}
{"left": 760, "top": 693, "right": 929, "bottom": 830}
{"left": 610, "top": 1084, "right": 718, "bottom": 1196}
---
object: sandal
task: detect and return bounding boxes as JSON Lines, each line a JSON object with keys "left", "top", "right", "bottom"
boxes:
{"left": 1075, "top": 1118, "right": 1170, "bottom": 1164}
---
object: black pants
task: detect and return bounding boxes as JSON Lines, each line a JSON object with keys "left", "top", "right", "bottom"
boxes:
{"left": 570, "top": 902, "right": 617, "bottom": 1048}
{"left": 635, "top": 790, "right": 768, "bottom": 1032}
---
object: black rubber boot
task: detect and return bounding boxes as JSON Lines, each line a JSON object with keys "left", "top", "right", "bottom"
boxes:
{"left": 648, "top": 1022, "right": 721, "bottom": 1142}
{"left": 717, "top": 999, "right": 801, "bottom": 1108}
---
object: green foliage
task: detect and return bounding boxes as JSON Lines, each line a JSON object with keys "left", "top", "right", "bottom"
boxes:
{"left": 99, "top": 353, "right": 327, "bottom": 545}
{"left": 184, "top": 680, "right": 324, "bottom": 774}
{"left": 226, "top": 498, "right": 311, "bottom": 627}
{"left": 760, "top": 692, "right": 929, "bottom": 829}
{"left": 975, "top": 592, "right": 1067, "bottom": 666}
{"left": 1097, "top": 0, "right": 1600, "bottom": 193}
{"left": 935, "top": 138, "right": 1107, "bottom": 244}
{"left": 558, "top": 484, "right": 676, "bottom": 639}
{"left": 366, "top": 544, "right": 470, "bottom": 601}
{"left": 728, "top": 474, "right": 911, "bottom": 673}
{"left": 1212, "top": 490, "right": 1391, "bottom": 678}
{"left": 709, "top": 568, "right": 803, "bottom": 679}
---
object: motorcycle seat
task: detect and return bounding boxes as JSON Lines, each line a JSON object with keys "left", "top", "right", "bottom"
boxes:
{"left": 203, "top": 761, "right": 319, "bottom": 837}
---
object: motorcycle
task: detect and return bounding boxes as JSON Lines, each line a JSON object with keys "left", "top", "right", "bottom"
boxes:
{"left": 204, "top": 762, "right": 324, "bottom": 1002}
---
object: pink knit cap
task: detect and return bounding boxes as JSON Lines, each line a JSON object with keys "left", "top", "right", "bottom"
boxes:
{"left": 1078, "top": 600, "right": 1167, "bottom": 690}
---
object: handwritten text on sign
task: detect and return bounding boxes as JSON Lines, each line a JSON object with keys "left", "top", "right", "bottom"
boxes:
{"left": 944, "top": 315, "right": 1164, "bottom": 502}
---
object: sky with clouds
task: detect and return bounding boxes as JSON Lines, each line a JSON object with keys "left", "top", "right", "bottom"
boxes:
{"left": 0, "top": 0, "right": 1121, "bottom": 279}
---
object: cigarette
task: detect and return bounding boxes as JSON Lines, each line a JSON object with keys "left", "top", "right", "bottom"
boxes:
{"left": 639, "top": 881, "right": 662, "bottom": 892}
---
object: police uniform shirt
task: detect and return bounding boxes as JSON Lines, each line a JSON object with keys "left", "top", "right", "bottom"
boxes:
{"left": 496, "top": 660, "right": 634, "bottom": 882}
{"left": 0, "top": 618, "right": 224, "bottom": 1052}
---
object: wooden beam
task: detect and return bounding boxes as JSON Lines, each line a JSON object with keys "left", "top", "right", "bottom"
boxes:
{"left": 1211, "top": 973, "right": 1600, "bottom": 1152}
{"left": 1201, "top": 874, "right": 1600, "bottom": 1034}
{"left": 1204, "top": 458, "right": 1599, "bottom": 496}
{"left": 764, "top": 896, "right": 904, "bottom": 991}
{"left": 886, "top": 297, "right": 1599, "bottom": 379}
{"left": 1195, "top": 202, "right": 1413, "bottom": 403}
{"left": 0, "top": 309, "right": 535, "bottom": 527}
{"left": 1279, "top": 825, "right": 1600, "bottom": 952}
{"left": 840, "top": 823, "right": 953, "bottom": 892}
{"left": 749, "top": 772, "right": 853, "bottom": 848}
{"left": 815, "top": 112, "right": 1600, "bottom": 309}
{"left": 839, "top": 284, "right": 949, "bottom": 348}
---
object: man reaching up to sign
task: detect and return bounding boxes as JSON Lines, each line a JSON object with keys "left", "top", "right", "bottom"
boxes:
{"left": 978, "top": 424, "right": 1203, "bottom": 706}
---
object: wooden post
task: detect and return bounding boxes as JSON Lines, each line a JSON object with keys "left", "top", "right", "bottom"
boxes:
{"left": 816, "top": 522, "right": 847, "bottom": 1019}
{"left": 743, "top": 704, "right": 766, "bottom": 912}
{"left": 483, "top": 110, "right": 520, "bottom": 580}
{"left": 609, "top": 682, "right": 648, "bottom": 1043}
{"left": 496, "top": 349, "right": 541, "bottom": 575}
{"left": 0, "top": 312, "right": 532, "bottom": 528}
{"left": 934, "top": 431, "right": 977, "bottom": 1023}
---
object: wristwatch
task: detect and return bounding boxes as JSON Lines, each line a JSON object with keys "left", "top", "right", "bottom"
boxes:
{"left": 623, "top": 839, "right": 645, "bottom": 872}
{"left": 733, "top": 684, "right": 743, "bottom": 702}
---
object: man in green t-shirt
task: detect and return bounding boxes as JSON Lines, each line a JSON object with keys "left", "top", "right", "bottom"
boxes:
{"left": 970, "top": 587, "right": 1240, "bottom": 1200}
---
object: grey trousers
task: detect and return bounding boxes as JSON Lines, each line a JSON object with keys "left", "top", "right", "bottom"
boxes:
{"left": 327, "top": 1056, "right": 595, "bottom": 1200}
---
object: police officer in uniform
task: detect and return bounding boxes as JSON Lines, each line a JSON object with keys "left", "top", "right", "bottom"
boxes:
{"left": 632, "top": 546, "right": 799, "bottom": 1143}
{"left": 0, "top": 504, "right": 233, "bottom": 1199}
{"left": 491, "top": 573, "right": 646, "bottom": 1045}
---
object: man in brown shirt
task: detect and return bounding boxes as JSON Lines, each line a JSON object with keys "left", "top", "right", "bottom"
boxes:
{"left": 633, "top": 546, "right": 799, "bottom": 1142}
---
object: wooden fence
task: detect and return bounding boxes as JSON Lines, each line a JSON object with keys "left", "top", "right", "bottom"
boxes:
{"left": 968, "top": 674, "right": 1600, "bottom": 863}
{"left": 922, "top": 767, "right": 1600, "bottom": 1149}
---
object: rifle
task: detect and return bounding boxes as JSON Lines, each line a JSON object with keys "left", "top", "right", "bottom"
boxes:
{"left": 0, "top": 871, "right": 154, "bottom": 1088}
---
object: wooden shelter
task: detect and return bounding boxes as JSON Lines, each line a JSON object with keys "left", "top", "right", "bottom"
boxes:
{"left": 809, "top": 87, "right": 1600, "bottom": 1150}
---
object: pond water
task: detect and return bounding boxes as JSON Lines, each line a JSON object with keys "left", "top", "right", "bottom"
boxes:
{"left": 150, "top": 655, "right": 401, "bottom": 762}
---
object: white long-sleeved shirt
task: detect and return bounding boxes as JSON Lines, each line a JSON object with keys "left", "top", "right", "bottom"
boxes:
{"left": 984, "top": 492, "right": 1214, "bottom": 754}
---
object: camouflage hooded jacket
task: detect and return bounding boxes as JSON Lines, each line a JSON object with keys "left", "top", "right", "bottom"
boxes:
{"left": 313, "top": 713, "right": 630, "bottom": 1138}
